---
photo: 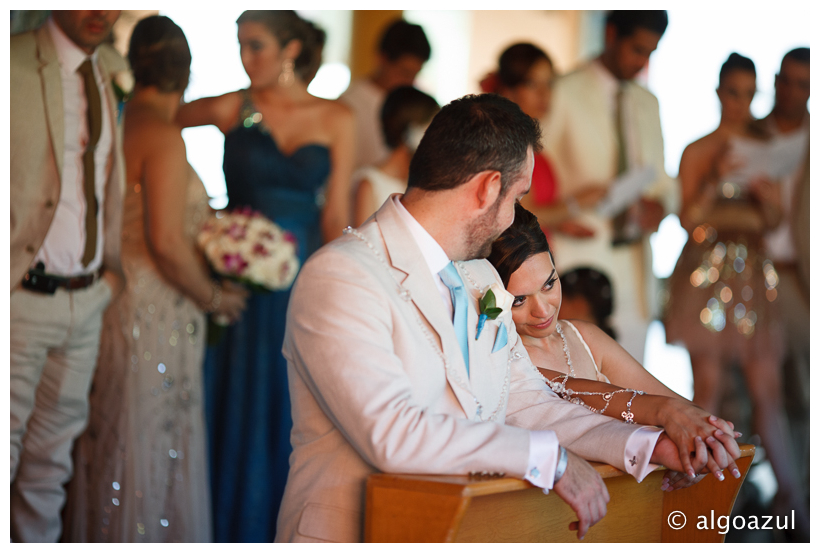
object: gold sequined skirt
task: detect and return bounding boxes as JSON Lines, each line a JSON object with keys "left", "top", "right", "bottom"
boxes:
{"left": 664, "top": 224, "right": 781, "bottom": 357}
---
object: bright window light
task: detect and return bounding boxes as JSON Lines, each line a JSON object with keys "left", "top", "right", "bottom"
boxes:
{"left": 307, "top": 63, "right": 351, "bottom": 100}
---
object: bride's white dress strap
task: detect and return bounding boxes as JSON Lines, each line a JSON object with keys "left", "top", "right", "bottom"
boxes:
{"left": 563, "top": 320, "right": 608, "bottom": 383}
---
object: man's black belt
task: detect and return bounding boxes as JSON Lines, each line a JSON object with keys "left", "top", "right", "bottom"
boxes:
{"left": 22, "top": 262, "right": 104, "bottom": 294}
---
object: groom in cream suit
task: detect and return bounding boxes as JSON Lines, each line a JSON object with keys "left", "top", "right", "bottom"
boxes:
{"left": 543, "top": 11, "right": 678, "bottom": 363}
{"left": 276, "top": 94, "right": 705, "bottom": 543}
{"left": 10, "top": 11, "right": 125, "bottom": 542}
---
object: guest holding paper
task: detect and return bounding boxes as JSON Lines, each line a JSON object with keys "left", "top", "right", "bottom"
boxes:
{"left": 663, "top": 52, "right": 808, "bottom": 532}
{"left": 760, "top": 48, "right": 810, "bottom": 507}
{"left": 542, "top": 11, "right": 678, "bottom": 363}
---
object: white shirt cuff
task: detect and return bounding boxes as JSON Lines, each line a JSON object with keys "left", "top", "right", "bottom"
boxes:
{"left": 624, "top": 426, "right": 664, "bottom": 482}
{"left": 525, "top": 430, "right": 559, "bottom": 493}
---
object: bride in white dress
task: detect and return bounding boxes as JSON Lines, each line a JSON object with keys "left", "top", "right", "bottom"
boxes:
{"left": 64, "top": 16, "right": 246, "bottom": 542}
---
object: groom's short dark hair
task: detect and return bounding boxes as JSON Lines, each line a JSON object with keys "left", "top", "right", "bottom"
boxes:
{"left": 407, "top": 93, "right": 542, "bottom": 196}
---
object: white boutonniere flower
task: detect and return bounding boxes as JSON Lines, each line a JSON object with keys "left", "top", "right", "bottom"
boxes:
{"left": 476, "top": 282, "right": 514, "bottom": 339}
{"left": 112, "top": 71, "right": 134, "bottom": 103}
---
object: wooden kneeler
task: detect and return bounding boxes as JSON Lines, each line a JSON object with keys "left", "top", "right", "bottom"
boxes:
{"left": 365, "top": 443, "right": 755, "bottom": 542}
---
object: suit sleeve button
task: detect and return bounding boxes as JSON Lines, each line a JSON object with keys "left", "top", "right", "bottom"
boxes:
{"left": 26, "top": 245, "right": 35, "bottom": 253}
{"left": 45, "top": 199, "right": 54, "bottom": 208}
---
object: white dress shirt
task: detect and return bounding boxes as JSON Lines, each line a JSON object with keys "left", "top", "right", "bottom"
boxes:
{"left": 393, "top": 195, "right": 662, "bottom": 490}
{"left": 590, "top": 59, "right": 641, "bottom": 171}
{"left": 35, "top": 17, "right": 114, "bottom": 276}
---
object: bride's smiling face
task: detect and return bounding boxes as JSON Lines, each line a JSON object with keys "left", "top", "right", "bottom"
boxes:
{"left": 507, "top": 252, "right": 562, "bottom": 339}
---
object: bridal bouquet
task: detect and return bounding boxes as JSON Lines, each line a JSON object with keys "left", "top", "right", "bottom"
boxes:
{"left": 198, "top": 207, "right": 300, "bottom": 293}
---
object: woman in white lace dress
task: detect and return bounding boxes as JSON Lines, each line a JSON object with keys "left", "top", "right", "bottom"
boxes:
{"left": 64, "top": 16, "right": 246, "bottom": 542}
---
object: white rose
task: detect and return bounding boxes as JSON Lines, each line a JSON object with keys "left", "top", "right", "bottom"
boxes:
{"left": 486, "top": 282, "right": 514, "bottom": 313}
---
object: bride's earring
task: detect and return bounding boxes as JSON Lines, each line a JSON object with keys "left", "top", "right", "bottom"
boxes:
{"left": 278, "top": 58, "right": 295, "bottom": 87}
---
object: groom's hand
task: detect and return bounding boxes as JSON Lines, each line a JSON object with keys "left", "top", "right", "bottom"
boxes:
{"left": 553, "top": 450, "right": 610, "bottom": 540}
{"left": 650, "top": 432, "right": 689, "bottom": 473}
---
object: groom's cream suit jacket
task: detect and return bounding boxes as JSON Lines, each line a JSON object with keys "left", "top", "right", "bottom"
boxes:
{"left": 277, "top": 196, "right": 656, "bottom": 542}
{"left": 10, "top": 25, "right": 125, "bottom": 291}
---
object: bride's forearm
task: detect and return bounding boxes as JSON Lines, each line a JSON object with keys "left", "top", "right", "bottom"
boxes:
{"left": 538, "top": 367, "right": 669, "bottom": 426}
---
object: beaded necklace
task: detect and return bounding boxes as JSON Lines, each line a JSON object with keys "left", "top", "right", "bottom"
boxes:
{"left": 342, "top": 227, "right": 512, "bottom": 422}
{"left": 540, "top": 322, "right": 643, "bottom": 421}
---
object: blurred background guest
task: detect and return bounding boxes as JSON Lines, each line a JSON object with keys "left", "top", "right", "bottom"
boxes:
{"left": 340, "top": 18, "right": 431, "bottom": 170}
{"left": 66, "top": 15, "right": 247, "bottom": 542}
{"left": 663, "top": 52, "right": 808, "bottom": 536}
{"left": 759, "top": 47, "right": 810, "bottom": 500}
{"left": 558, "top": 268, "right": 617, "bottom": 340}
{"left": 10, "top": 10, "right": 124, "bottom": 543}
{"left": 176, "top": 10, "right": 354, "bottom": 542}
{"left": 542, "top": 10, "right": 678, "bottom": 364}
{"left": 352, "top": 85, "right": 439, "bottom": 226}
{"left": 481, "top": 43, "right": 608, "bottom": 242}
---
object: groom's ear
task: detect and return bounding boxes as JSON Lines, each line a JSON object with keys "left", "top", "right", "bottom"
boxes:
{"left": 471, "top": 170, "right": 502, "bottom": 213}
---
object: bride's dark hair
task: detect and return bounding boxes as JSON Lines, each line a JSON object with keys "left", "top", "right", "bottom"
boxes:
{"left": 237, "top": 10, "right": 325, "bottom": 83}
{"left": 487, "top": 203, "right": 552, "bottom": 288}
{"left": 128, "top": 15, "right": 191, "bottom": 93}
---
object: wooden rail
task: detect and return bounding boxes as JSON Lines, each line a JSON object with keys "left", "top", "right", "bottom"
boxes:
{"left": 366, "top": 443, "right": 755, "bottom": 542}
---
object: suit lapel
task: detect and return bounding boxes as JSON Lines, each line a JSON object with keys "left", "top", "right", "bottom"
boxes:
{"left": 375, "top": 198, "right": 479, "bottom": 418}
{"left": 36, "top": 26, "right": 65, "bottom": 179}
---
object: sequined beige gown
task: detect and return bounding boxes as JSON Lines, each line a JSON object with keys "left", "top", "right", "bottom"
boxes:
{"left": 65, "top": 165, "right": 212, "bottom": 542}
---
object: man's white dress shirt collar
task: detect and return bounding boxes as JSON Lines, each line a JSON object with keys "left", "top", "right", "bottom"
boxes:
{"left": 47, "top": 17, "right": 98, "bottom": 74}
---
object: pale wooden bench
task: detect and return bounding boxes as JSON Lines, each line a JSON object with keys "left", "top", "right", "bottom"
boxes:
{"left": 366, "top": 442, "right": 755, "bottom": 542}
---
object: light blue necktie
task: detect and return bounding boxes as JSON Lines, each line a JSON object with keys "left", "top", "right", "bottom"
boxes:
{"left": 439, "top": 262, "right": 470, "bottom": 376}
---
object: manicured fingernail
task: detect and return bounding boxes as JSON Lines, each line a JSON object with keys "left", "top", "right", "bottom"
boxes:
{"left": 716, "top": 471, "right": 725, "bottom": 481}
{"left": 709, "top": 415, "right": 717, "bottom": 421}
{"left": 732, "top": 469, "right": 741, "bottom": 479}
{"left": 688, "top": 469, "right": 695, "bottom": 478}
{"left": 714, "top": 429, "right": 724, "bottom": 437}
{"left": 695, "top": 436, "right": 703, "bottom": 442}
{"left": 735, "top": 432, "right": 743, "bottom": 438}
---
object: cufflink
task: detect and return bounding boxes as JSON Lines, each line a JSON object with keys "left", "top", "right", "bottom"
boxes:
{"left": 529, "top": 467, "right": 541, "bottom": 479}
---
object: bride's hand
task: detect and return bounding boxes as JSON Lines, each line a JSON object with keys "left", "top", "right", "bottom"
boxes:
{"left": 653, "top": 397, "right": 741, "bottom": 479}
{"left": 661, "top": 469, "right": 706, "bottom": 492}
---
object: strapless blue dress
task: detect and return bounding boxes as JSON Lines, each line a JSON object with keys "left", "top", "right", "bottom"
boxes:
{"left": 203, "top": 92, "right": 330, "bottom": 543}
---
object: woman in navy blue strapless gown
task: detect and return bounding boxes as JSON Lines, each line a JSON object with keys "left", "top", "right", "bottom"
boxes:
{"left": 177, "top": 10, "right": 354, "bottom": 542}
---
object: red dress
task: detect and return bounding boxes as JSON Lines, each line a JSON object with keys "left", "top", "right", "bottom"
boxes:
{"left": 531, "top": 152, "right": 558, "bottom": 239}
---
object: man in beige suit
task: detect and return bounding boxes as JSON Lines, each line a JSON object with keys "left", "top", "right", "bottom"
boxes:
{"left": 543, "top": 11, "right": 678, "bottom": 363}
{"left": 275, "top": 94, "right": 716, "bottom": 543}
{"left": 10, "top": 10, "right": 125, "bottom": 542}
